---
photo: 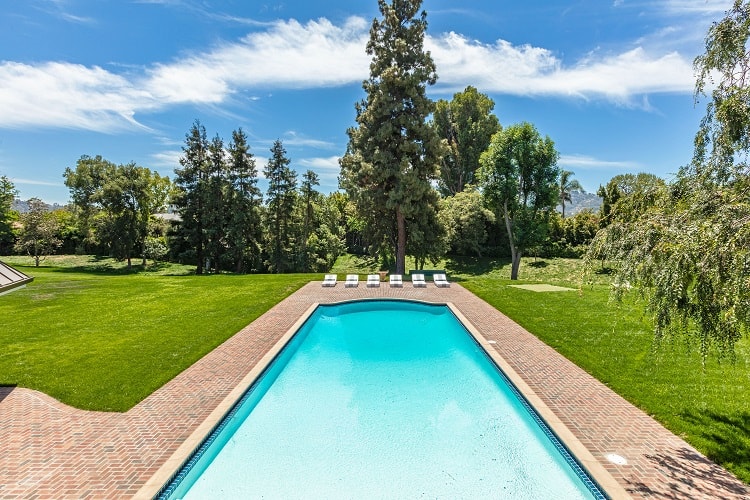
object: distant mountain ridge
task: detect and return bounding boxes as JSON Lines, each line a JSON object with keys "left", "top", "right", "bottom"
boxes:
{"left": 558, "top": 190, "right": 602, "bottom": 216}
{"left": 11, "top": 198, "right": 67, "bottom": 213}
{"left": 13, "top": 192, "right": 602, "bottom": 217}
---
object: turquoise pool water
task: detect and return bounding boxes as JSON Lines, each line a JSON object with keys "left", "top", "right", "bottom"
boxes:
{"left": 160, "top": 300, "right": 605, "bottom": 499}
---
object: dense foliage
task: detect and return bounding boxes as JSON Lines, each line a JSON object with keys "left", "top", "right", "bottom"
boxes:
{"left": 431, "top": 86, "right": 500, "bottom": 196}
{"left": 64, "top": 155, "right": 169, "bottom": 267}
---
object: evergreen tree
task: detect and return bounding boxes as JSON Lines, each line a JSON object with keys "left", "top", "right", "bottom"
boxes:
{"left": 300, "top": 169, "right": 320, "bottom": 271}
{"left": 340, "top": 0, "right": 445, "bottom": 274}
{"left": 205, "top": 133, "right": 228, "bottom": 272}
{"left": 174, "top": 120, "right": 210, "bottom": 274}
{"left": 226, "top": 128, "right": 262, "bottom": 273}
{"left": 263, "top": 140, "right": 297, "bottom": 273}
{"left": 432, "top": 86, "right": 501, "bottom": 196}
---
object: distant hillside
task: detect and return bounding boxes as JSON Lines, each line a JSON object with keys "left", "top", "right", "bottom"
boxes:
{"left": 11, "top": 199, "right": 67, "bottom": 213}
{"left": 557, "top": 190, "right": 602, "bottom": 216}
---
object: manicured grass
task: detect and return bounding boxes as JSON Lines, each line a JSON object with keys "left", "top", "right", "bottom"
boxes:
{"left": 0, "top": 256, "right": 310, "bottom": 411}
{"left": 456, "top": 259, "right": 750, "bottom": 484}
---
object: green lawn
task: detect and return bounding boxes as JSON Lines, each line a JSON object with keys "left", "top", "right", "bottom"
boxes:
{"left": 452, "top": 258, "right": 750, "bottom": 484}
{"left": 2, "top": 254, "right": 750, "bottom": 483}
{"left": 0, "top": 255, "right": 310, "bottom": 411}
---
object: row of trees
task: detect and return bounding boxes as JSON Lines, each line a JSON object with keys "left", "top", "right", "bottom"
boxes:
{"left": 172, "top": 122, "right": 346, "bottom": 274}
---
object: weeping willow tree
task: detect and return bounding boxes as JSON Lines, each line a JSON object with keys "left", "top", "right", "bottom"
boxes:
{"left": 587, "top": 0, "right": 750, "bottom": 361}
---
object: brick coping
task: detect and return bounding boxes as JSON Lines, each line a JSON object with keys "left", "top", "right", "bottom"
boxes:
{"left": 1, "top": 282, "right": 748, "bottom": 499}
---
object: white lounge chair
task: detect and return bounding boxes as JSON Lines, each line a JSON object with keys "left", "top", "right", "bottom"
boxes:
{"left": 322, "top": 274, "right": 337, "bottom": 287}
{"left": 389, "top": 274, "right": 403, "bottom": 287}
{"left": 433, "top": 273, "right": 450, "bottom": 287}
{"left": 366, "top": 274, "right": 380, "bottom": 287}
{"left": 345, "top": 274, "right": 359, "bottom": 287}
{"left": 411, "top": 273, "right": 426, "bottom": 287}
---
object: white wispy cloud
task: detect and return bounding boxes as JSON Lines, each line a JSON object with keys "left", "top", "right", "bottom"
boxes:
{"left": 298, "top": 156, "right": 341, "bottom": 170}
{"left": 150, "top": 150, "right": 183, "bottom": 168}
{"left": 428, "top": 34, "right": 694, "bottom": 101}
{"left": 0, "top": 61, "right": 154, "bottom": 131}
{"left": 663, "top": 0, "right": 732, "bottom": 14}
{"left": 559, "top": 154, "right": 641, "bottom": 170}
{"left": 0, "top": 14, "right": 709, "bottom": 132}
{"left": 613, "top": 0, "right": 731, "bottom": 15}
{"left": 282, "top": 131, "right": 337, "bottom": 150}
{"left": 144, "top": 16, "right": 369, "bottom": 104}
{"left": 11, "top": 178, "right": 64, "bottom": 186}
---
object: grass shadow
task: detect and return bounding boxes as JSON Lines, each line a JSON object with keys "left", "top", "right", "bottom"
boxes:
{"left": 40, "top": 259, "right": 194, "bottom": 276}
{"left": 678, "top": 410, "right": 750, "bottom": 483}
{"left": 528, "top": 260, "right": 548, "bottom": 268}
{"left": 443, "top": 256, "right": 510, "bottom": 280}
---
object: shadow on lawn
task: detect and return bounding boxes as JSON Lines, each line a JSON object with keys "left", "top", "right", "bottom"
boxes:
{"left": 45, "top": 258, "right": 193, "bottom": 276}
{"left": 678, "top": 409, "right": 750, "bottom": 484}
{"left": 443, "top": 256, "right": 510, "bottom": 280}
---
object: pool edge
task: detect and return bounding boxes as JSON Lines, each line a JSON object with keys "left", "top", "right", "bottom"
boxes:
{"left": 138, "top": 297, "right": 630, "bottom": 500}
{"left": 133, "top": 302, "right": 321, "bottom": 500}
{"left": 447, "top": 302, "right": 631, "bottom": 500}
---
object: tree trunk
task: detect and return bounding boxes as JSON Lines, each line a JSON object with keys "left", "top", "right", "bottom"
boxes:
{"left": 503, "top": 201, "right": 521, "bottom": 280}
{"left": 127, "top": 256, "right": 132, "bottom": 269}
{"left": 396, "top": 206, "right": 406, "bottom": 275}
{"left": 511, "top": 250, "right": 522, "bottom": 280}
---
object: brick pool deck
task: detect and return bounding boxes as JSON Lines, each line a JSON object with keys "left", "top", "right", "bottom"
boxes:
{"left": 1, "top": 282, "right": 748, "bottom": 499}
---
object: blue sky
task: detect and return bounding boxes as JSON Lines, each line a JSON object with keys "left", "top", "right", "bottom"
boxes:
{"left": 0, "top": 0, "right": 733, "bottom": 204}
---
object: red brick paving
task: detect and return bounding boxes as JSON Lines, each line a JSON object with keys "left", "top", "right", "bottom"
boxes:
{"left": 1, "top": 282, "right": 748, "bottom": 498}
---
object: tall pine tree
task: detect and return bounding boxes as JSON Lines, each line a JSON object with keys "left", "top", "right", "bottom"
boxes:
{"left": 174, "top": 120, "right": 210, "bottom": 274}
{"left": 340, "top": 0, "right": 444, "bottom": 274}
{"left": 263, "top": 140, "right": 297, "bottom": 273}
{"left": 299, "top": 169, "right": 320, "bottom": 271}
{"left": 205, "top": 133, "right": 228, "bottom": 272}
{"left": 226, "top": 128, "right": 262, "bottom": 273}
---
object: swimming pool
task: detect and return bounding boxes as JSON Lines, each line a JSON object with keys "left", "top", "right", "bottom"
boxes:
{"left": 159, "top": 300, "right": 606, "bottom": 499}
